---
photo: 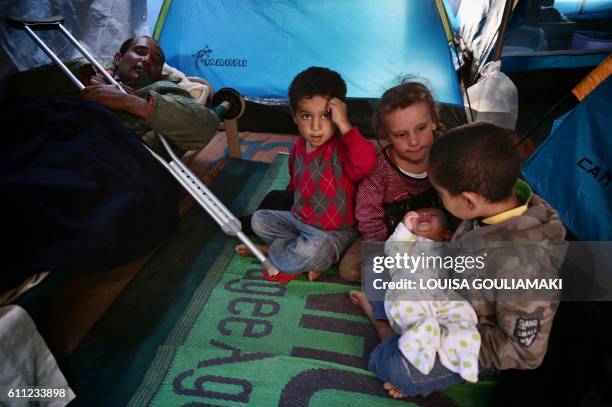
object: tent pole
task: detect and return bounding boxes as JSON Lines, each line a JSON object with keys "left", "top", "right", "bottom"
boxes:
{"left": 515, "top": 92, "right": 572, "bottom": 147}
{"left": 516, "top": 56, "right": 611, "bottom": 147}
{"left": 492, "top": 0, "right": 515, "bottom": 62}
{"left": 451, "top": 39, "right": 474, "bottom": 122}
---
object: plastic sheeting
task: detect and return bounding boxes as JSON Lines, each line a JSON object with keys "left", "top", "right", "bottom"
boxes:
{"left": 465, "top": 60, "right": 518, "bottom": 129}
{"left": 157, "top": 0, "right": 463, "bottom": 105}
{"left": 0, "top": 0, "right": 148, "bottom": 82}
{"left": 522, "top": 76, "right": 612, "bottom": 240}
{"left": 0, "top": 305, "right": 76, "bottom": 406}
{"left": 454, "top": 0, "right": 509, "bottom": 75}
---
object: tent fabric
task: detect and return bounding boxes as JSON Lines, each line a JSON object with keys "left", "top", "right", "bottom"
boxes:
{"left": 445, "top": 0, "right": 611, "bottom": 75}
{"left": 156, "top": 0, "right": 463, "bottom": 105}
{"left": 497, "top": 0, "right": 612, "bottom": 72}
{"left": 0, "top": 0, "right": 148, "bottom": 85}
{"left": 522, "top": 75, "right": 612, "bottom": 240}
{"left": 555, "top": 0, "right": 612, "bottom": 20}
{"left": 501, "top": 50, "right": 609, "bottom": 71}
{"left": 148, "top": 0, "right": 165, "bottom": 36}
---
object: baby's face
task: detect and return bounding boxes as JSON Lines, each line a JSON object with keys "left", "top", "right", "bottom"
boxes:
{"left": 413, "top": 208, "right": 449, "bottom": 241}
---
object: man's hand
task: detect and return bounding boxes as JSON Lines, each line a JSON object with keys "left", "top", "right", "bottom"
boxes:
{"left": 89, "top": 76, "right": 136, "bottom": 93}
{"left": 81, "top": 79, "right": 147, "bottom": 119}
{"left": 327, "top": 97, "right": 352, "bottom": 135}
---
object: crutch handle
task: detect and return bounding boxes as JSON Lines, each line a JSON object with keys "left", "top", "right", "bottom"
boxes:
{"left": 7, "top": 15, "right": 64, "bottom": 29}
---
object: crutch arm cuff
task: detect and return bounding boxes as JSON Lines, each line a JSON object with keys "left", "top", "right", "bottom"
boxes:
{"left": 7, "top": 15, "right": 64, "bottom": 28}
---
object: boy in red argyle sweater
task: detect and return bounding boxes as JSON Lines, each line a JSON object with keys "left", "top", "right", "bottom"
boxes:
{"left": 239, "top": 67, "right": 376, "bottom": 283}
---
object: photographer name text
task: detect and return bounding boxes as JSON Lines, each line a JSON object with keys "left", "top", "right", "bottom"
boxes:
{"left": 372, "top": 278, "right": 563, "bottom": 291}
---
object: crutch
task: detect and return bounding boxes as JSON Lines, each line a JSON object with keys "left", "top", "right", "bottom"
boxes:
{"left": 7, "top": 15, "right": 279, "bottom": 276}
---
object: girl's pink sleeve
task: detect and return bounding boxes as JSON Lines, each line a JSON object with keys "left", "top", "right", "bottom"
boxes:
{"left": 355, "top": 165, "right": 389, "bottom": 241}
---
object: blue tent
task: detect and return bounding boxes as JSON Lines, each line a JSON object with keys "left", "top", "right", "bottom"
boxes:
{"left": 522, "top": 75, "right": 612, "bottom": 240}
{"left": 500, "top": 0, "right": 612, "bottom": 73}
{"left": 152, "top": 0, "right": 463, "bottom": 105}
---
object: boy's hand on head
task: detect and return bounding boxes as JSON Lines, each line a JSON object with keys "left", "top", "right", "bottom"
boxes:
{"left": 327, "top": 97, "right": 352, "bottom": 135}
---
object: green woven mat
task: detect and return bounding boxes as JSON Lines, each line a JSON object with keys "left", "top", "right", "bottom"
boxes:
{"left": 128, "top": 154, "right": 496, "bottom": 406}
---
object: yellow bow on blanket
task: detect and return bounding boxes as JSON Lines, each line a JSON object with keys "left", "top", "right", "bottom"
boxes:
{"left": 386, "top": 300, "right": 481, "bottom": 383}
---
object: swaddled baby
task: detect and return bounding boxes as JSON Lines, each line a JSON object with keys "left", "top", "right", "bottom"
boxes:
{"left": 384, "top": 208, "right": 481, "bottom": 383}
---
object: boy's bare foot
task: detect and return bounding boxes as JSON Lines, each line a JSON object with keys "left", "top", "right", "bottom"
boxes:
{"left": 349, "top": 290, "right": 396, "bottom": 341}
{"left": 383, "top": 382, "right": 406, "bottom": 399}
{"left": 307, "top": 271, "right": 321, "bottom": 281}
{"left": 235, "top": 243, "right": 268, "bottom": 257}
{"left": 348, "top": 290, "right": 373, "bottom": 320}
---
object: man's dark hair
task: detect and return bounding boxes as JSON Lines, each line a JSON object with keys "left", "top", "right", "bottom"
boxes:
{"left": 429, "top": 121, "right": 520, "bottom": 203}
{"left": 288, "top": 66, "right": 347, "bottom": 111}
{"left": 118, "top": 36, "right": 165, "bottom": 63}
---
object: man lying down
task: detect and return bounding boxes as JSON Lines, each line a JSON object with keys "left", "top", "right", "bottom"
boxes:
{"left": 7, "top": 35, "right": 234, "bottom": 155}
{"left": 0, "top": 36, "right": 229, "bottom": 296}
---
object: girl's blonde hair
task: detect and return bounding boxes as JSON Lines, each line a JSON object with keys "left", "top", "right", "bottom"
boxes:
{"left": 372, "top": 81, "right": 440, "bottom": 140}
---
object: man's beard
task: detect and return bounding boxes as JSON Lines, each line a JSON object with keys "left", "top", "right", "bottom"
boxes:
{"left": 122, "top": 69, "right": 154, "bottom": 88}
